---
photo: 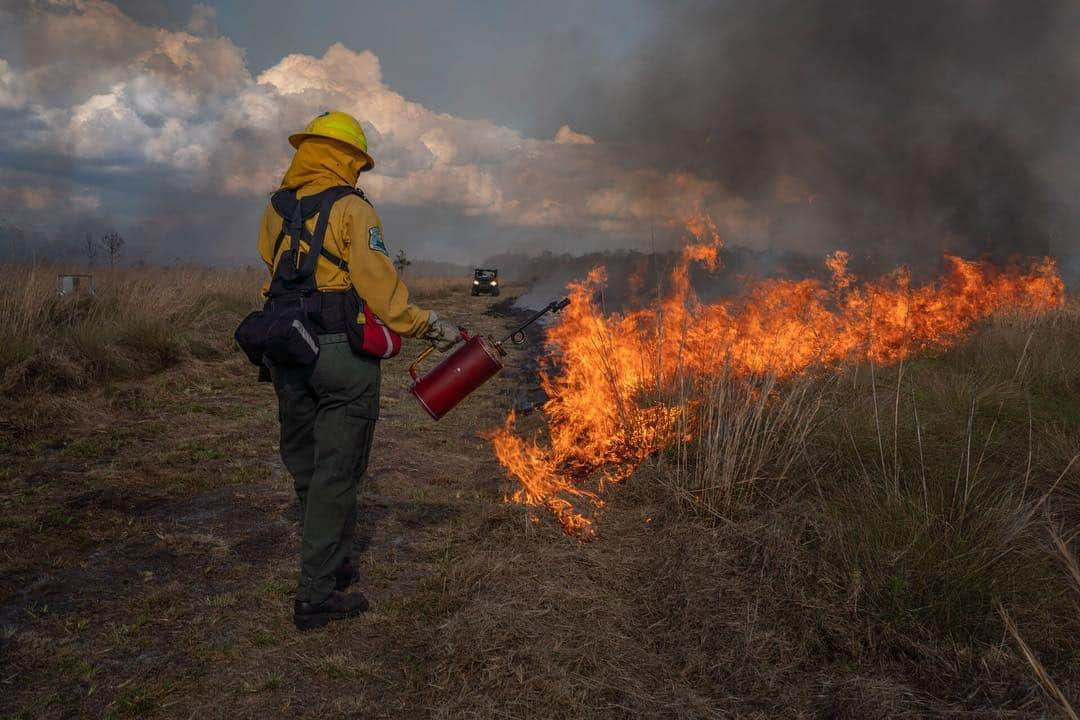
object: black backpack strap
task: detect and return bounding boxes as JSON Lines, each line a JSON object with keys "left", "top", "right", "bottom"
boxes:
{"left": 271, "top": 227, "right": 286, "bottom": 263}
{"left": 270, "top": 189, "right": 303, "bottom": 273}
{"left": 320, "top": 247, "right": 349, "bottom": 271}
{"left": 271, "top": 188, "right": 325, "bottom": 222}
{"left": 294, "top": 223, "right": 320, "bottom": 280}
{"left": 312, "top": 186, "right": 362, "bottom": 272}
{"left": 270, "top": 185, "right": 362, "bottom": 277}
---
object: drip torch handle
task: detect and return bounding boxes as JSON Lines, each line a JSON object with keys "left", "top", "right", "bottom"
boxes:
{"left": 408, "top": 346, "right": 435, "bottom": 382}
{"left": 409, "top": 327, "right": 471, "bottom": 382}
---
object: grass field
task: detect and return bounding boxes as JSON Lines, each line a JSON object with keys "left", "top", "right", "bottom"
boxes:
{"left": 0, "top": 264, "right": 1077, "bottom": 718}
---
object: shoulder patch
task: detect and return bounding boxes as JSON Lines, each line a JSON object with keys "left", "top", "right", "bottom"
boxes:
{"left": 368, "top": 226, "right": 388, "bottom": 256}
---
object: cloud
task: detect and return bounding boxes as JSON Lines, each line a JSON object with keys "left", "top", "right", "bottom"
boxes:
{"left": 187, "top": 3, "right": 217, "bottom": 36}
{"left": 0, "top": 2, "right": 755, "bottom": 264}
{"left": 7, "top": 0, "right": 249, "bottom": 104}
{"left": 0, "top": 182, "right": 99, "bottom": 214}
{"left": 553, "top": 125, "right": 595, "bottom": 145}
{"left": 0, "top": 58, "right": 26, "bottom": 109}
{"left": 66, "top": 87, "right": 152, "bottom": 159}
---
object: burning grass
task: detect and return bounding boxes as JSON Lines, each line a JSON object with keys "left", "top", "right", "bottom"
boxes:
{"left": 451, "top": 299, "right": 1080, "bottom": 717}
{"left": 483, "top": 227, "right": 1078, "bottom": 714}
{"left": 494, "top": 219, "right": 1065, "bottom": 535}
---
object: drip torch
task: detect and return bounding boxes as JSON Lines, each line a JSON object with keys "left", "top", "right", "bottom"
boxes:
{"left": 408, "top": 298, "right": 570, "bottom": 420}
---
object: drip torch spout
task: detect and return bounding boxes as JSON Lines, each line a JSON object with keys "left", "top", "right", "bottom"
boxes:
{"left": 497, "top": 297, "right": 570, "bottom": 348}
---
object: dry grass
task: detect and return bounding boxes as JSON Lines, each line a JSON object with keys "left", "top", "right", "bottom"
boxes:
{"left": 1001, "top": 604, "right": 1079, "bottom": 720}
{"left": 0, "top": 274, "right": 526, "bottom": 719}
{"left": 1050, "top": 523, "right": 1080, "bottom": 596}
{"left": 405, "top": 273, "right": 477, "bottom": 301}
{"left": 400, "top": 300, "right": 1077, "bottom": 719}
{"left": 666, "top": 370, "right": 825, "bottom": 516}
{"left": 0, "top": 262, "right": 1077, "bottom": 718}
{"left": 1001, "top": 523, "right": 1080, "bottom": 719}
{"left": 0, "top": 263, "right": 262, "bottom": 394}
{"left": 641, "top": 299, "right": 1080, "bottom": 714}
{"left": 0, "top": 266, "right": 472, "bottom": 397}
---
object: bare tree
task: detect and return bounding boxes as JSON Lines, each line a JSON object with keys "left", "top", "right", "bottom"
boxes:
{"left": 83, "top": 232, "right": 98, "bottom": 267}
{"left": 393, "top": 248, "right": 412, "bottom": 274}
{"left": 100, "top": 232, "right": 125, "bottom": 269}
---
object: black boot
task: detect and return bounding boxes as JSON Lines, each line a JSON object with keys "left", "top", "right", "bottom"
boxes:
{"left": 293, "top": 590, "right": 369, "bottom": 631}
{"left": 335, "top": 557, "right": 359, "bottom": 591}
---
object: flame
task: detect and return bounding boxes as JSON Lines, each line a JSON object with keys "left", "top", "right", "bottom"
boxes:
{"left": 493, "top": 219, "right": 1065, "bottom": 538}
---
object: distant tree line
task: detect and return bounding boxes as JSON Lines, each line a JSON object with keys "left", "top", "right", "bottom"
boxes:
{"left": 84, "top": 231, "right": 125, "bottom": 268}
{"left": 0, "top": 220, "right": 133, "bottom": 267}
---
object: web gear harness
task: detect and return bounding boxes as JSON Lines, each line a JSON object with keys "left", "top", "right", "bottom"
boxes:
{"left": 235, "top": 185, "right": 399, "bottom": 378}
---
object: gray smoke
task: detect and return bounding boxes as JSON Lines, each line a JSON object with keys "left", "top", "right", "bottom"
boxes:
{"left": 568, "top": 0, "right": 1079, "bottom": 277}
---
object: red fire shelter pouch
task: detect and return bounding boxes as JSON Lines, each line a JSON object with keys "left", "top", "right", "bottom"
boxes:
{"left": 344, "top": 290, "right": 402, "bottom": 360}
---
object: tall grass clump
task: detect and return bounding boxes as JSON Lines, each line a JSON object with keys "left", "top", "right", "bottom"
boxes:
{"left": 666, "top": 369, "right": 825, "bottom": 516}
{"left": 0, "top": 263, "right": 263, "bottom": 394}
{"left": 660, "top": 300, "right": 1080, "bottom": 705}
{"left": 819, "top": 364, "right": 1077, "bottom": 652}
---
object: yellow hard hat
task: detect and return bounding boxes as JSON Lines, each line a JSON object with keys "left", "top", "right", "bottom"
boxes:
{"left": 288, "top": 111, "right": 375, "bottom": 171}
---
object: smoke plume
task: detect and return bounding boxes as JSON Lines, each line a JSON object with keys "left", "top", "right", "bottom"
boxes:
{"left": 573, "top": 0, "right": 1079, "bottom": 275}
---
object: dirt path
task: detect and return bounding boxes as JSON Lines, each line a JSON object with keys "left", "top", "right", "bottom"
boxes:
{"left": 0, "top": 290, "right": 546, "bottom": 719}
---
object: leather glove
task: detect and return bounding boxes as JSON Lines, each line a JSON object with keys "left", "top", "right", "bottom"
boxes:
{"left": 423, "top": 311, "right": 461, "bottom": 352}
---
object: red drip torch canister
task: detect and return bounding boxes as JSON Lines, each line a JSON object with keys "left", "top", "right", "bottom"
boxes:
{"left": 409, "top": 329, "right": 505, "bottom": 420}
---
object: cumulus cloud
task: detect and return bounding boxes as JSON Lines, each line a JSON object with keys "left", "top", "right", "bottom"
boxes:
{"left": 66, "top": 87, "right": 152, "bottom": 159}
{"left": 0, "top": 58, "right": 26, "bottom": 109}
{"left": 553, "top": 125, "right": 595, "bottom": 145}
{"left": 187, "top": 3, "right": 218, "bottom": 36}
{"left": 0, "top": 1, "right": 760, "bottom": 263}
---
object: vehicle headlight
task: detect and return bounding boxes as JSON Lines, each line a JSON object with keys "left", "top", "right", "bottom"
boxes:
{"left": 491, "top": 280, "right": 497, "bottom": 286}
{"left": 473, "top": 280, "right": 479, "bottom": 284}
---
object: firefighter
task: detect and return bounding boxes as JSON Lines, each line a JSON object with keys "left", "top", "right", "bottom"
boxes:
{"left": 257, "top": 111, "right": 458, "bottom": 630}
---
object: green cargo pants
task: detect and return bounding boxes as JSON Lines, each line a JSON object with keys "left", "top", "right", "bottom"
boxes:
{"left": 271, "top": 333, "right": 379, "bottom": 604}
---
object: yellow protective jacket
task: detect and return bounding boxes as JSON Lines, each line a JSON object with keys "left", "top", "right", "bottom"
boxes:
{"left": 257, "top": 137, "right": 432, "bottom": 338}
